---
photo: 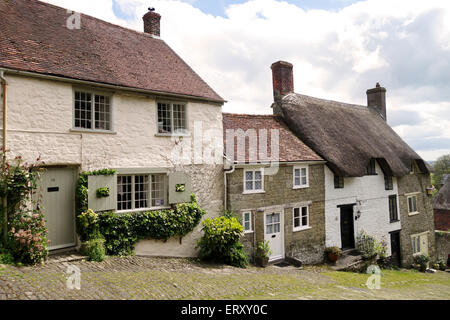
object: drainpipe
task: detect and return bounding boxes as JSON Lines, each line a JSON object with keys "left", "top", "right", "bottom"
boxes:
{"left": 223, "top": 155, "right": 235, "bottom": 212}
{"left": 0, "top": 71, "right": 7, "bottom": 245}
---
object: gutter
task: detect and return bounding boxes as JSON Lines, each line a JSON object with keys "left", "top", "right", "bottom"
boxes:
{"left": 0, "top": 67, "right": 227, "bottom": 105}
{"left": 0, "top": 70, "right": 7, "bottom": 245}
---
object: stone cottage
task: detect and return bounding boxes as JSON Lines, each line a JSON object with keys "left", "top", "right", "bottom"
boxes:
{"left": 270, "top": 61, "right": 435, "bottom": 267}
{"left": 0, "top": 0, "right": 225, "bottom": 256}
{"left": 223, "top": 113, "right": 326, "bottom": 263}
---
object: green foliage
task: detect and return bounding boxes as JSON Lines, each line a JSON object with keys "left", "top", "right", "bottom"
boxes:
{"left": 96, "top": 187, "right": 110, "bottom": 198}
{"left": 433, "top": 154, "right": 450, "bottom": 190}
{"left": 93, "top": 194, "right": 205, "bottom": 256}
{"left": 76, "top": 209, "right": 99, "bottom": 242}
{"left": 196, "top": 216, "right": 248, "bottom": 268}
{"left": 356, "top": 231, "right": 386, "bottom": 261}
{"left": 175, "top": 184, "right": 185, "bottom": 192}
{"left": 255, "top": 241, "right": 272, "bottom": 259}
{"left": 413, "top": 254, "right": 430, "bottom": 272}
{"left": 435, "top": 258, "right": 447, "bottom": 271}
{"left": 81, "top": 237, "right": 106, "bottom": 262}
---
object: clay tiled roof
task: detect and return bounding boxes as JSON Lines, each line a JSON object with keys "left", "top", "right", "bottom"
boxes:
{"left": 0, "top": 0, "right": 224, "bottom": 102}
{"left": 223, "top": 113, "right": 323, "bottom": 163}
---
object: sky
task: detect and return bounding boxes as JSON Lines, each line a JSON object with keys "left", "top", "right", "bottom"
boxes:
{"left": 43, "top": 0, "right": 450, "bottom": 161}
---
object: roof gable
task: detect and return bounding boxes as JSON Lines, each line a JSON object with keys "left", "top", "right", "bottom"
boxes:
{"left": 279, "top": 93, "right": 427, "bottom": 177}
{"left": 0, "top": 0, "right": 224, "bottom": 102}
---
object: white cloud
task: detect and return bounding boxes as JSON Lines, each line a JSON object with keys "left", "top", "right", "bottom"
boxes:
{"left": 42, "top": 0, "right": 450, "bottom": 160}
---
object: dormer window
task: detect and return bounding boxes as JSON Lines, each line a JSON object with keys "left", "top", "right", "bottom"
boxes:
{"left": 334, "top": 175, "right": 344, "bottom": 189}
{"left": 366, "top": 159, "right": 377, "bottom": 175}
{"left": 385, "top": 175, "right": 393, "bottom": 190}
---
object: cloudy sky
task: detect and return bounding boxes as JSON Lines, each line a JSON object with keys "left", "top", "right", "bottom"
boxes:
{"left": 44, "top": 0, "right": 450, "bottom": 161}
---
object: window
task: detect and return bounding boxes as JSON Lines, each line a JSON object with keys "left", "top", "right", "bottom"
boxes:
{"left": 389, "top": 195, "right": 398, "bottom": 222}
{"left": 407, "top": 195, "right": 418, "bottom": 215}
{"left": 411, "top": 235, "right": 421, "bottom": 254}
{"left": 410, "top": 161, "right": 415, "bottom": 174}
{"left": 334, "top": 175, "right": 344, "bottom": 189}
{"left": 293, "top": 166, "right": 309, "bottom": 188}
{"left": 74, "top": 90, "right": 111, "bottom": 131}
{"left": 117, "top": 174, "right": 167, "bottom": 211}
{"left": 243, "top": 169, "right": 264, "bottom": 193}
{"left": 157, "top": 102, "right": 187, "bottom": 134}
{"left": 385, "top": 175, "right": 393, "bottom": 190}
{"left": 242, "top": 212, "right": 252, "bottom": 233}
{"left": 366, "top": 159, "right": 377, "bottom": 175}
{"left": 293, "top": 206, "right": 309, "bottom": 231}
{"left": 411, "top": 233, "right": 428, "bottom": 255}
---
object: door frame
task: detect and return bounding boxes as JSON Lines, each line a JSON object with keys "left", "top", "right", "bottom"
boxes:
{"left": 38, "top": 165, "right": 78, "bottom": 251}
{"left": 263, "top": 209, "right": 285, "bottom": 262}
{"left": 389, "top": 230, "right": 402, "bottom": 267}
{"left": 338, "top": 204, "right": 356, "bottom": 250}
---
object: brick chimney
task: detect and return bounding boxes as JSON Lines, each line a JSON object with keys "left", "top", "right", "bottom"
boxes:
{"left": 271, "top": 61, "right": 294, "bottom": 101}
{"left": 367, "top": 83, "right": 387, "bottom": 121}
{"left": 143, "top": 9, "right": 161, "bottom": 37}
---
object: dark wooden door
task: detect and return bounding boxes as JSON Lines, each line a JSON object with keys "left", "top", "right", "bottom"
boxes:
{"left": 340, "top": 205, "right": 355, "bottom": 250}
{"left": 390, "top": 231, "right": 401, "bottom": 267}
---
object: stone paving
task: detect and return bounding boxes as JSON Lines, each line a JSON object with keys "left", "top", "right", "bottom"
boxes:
{"left": 0, "top": 254, "right": 449, "bottom": 300}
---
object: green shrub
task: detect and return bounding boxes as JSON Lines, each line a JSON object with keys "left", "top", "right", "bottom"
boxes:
{"left": 356, "top": 231, "right": 377, "bottom": 260}
{"left": 255, "top": 241, "right": 272, "bottom": 259}
{"left": 0, "top": 251, "right": 14, "bottom": 265}
{"left": 81, "top": 237, "right": 106, "bottom": 262}
{"left": 98, "top": 211, "right": 137, "bottom": 256}
{"left": 413, "top": 254, "right": 430, "bottom": 272}
{"left": 196, "top": 216, "right": 248, "bottom": 268}
{"left": 76, "top": 209, "right": 99, "bottom": 242}
{"left": 96, "top": 187, "right": 110, "bottom": 198}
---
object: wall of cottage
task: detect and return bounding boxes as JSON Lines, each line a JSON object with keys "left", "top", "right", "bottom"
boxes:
{"left": 324, "top": 163, "right": 401, "bottom": 256}
{"left": 397, "top": 169, "right": 435, "bottom": 266}
{"left": 2, "top": 74, "right": 224, "bottom": 257}
{"left": 227, "top": 163, "right": 326, "bottom": 264}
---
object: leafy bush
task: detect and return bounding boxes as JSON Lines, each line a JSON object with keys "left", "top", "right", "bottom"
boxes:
{"left": 356, "top": 231, "right": 377, "bottom": 260}
{"left": 325, "top": 246, "right": 343, "bottom": 257}
{"left": 96, "top": 187, "right": 110, "bottom": 198}
{"left": 196, "top": 216, "right": 248, "bottom": 268}
{"left": 81, "top": 237, "right": 106, "bottom": 262}
{"left": 76, "top": 209, "right": 99, "bottom": 242}
{"left": 255, "top": 241, "right": 272, "bottom": 259}
{"left": 413, "top": 254, "right": 430, "bottom": 272}
{"left": 98, "top": 211, "right": 137, "bottom": 256}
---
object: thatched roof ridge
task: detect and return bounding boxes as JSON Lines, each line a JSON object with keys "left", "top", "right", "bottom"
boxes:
{"left": 279, "top": 92, "right": 428, "bottom": 177}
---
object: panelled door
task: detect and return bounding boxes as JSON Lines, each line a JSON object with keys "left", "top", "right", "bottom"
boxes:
{"left": 340, "top": 205, "right": 355, "bottom": 250}
{"left": 390, "top": 231, "right": 401, "bottom": 267}
{"left": 264, "top": 211, "right": 284, "bottom": 261}
{"left": 37, "top": 167, "right": 77, "bottom": 250}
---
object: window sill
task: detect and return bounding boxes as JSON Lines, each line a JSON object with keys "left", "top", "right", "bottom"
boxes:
{"left": 116, "top": 206, "right": 171, "bottom": 214}
{"left": 293, "top": 185, "right": 309, "bottom": 190}
{"left": 408, "top": 212, "right": 420, "bottom": 216}
{"left": 243, "top": 190, "right": 265, "bottom": 195}
{"left": 244, "top": 230, "right": 254, "bottom": 234}
{"left": 390, "top": 219, "right": 400, "bottom": 223}
{"left": 155, "top": 133, "right": 191, "bottom": 138}
{"left": 293, "top": 226, "right": 311, "bottom": 233}
{"left": 71, "top": 128, "right": 116, "bottom": 135}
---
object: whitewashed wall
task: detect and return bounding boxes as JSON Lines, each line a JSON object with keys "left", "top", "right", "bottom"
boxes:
{"left": 324, "top": 163, "right": 401, "bottom": 256}
{"left": 2, "top": 74, "right": 224, "bottom": 257}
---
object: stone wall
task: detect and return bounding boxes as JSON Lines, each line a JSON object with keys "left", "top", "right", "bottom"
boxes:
{"left": 397, "top": 170, "right": 435, "bottom": 266}
{"left": 226, "top": 163, "right": 325, "bottom": 264}
{"left": 2, "top": 74, "right": 224, "bottom": 257}
{"left": 435, "top": 231, "right": 450, "bottom": 261}
{"left": 434, "top": 209, "right": 450, "bottom": 232}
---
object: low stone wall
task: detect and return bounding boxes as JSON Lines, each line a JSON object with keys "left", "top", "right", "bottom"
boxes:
{"left": 435, "top": 231, "right": 450, "bottom": 261}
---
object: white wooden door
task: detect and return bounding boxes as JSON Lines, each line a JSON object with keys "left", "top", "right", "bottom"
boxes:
{"left": 38, "top": 167, "right": 76, "bottom": 250}
{"left": 264, "top": 211, "right": 284, "bottom": 261}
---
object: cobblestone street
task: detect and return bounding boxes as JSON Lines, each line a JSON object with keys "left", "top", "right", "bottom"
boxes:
{"left": 0, "top": 255, "right": 449, "bottom": 300}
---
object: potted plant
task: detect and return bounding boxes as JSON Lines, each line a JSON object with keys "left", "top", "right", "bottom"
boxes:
{"left": 325, "top": 246, "right": 343, "bottom": 263}
{"left": 255, "top": 241, "right": 272, "bottom": 267}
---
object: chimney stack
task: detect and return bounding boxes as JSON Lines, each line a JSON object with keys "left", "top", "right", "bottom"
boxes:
{"left": 143, "top": 8, "right": 161, "bottom": 37}
{"left": 271, "top": 61, "right": 294, "bottom": 101}
{"left": 367, "top": 83, "right": 387, "bottom": 121}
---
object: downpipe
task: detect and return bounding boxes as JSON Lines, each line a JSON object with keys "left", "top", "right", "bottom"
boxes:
{"left": 1, "top": 70, "right": 7, "bottom": 245}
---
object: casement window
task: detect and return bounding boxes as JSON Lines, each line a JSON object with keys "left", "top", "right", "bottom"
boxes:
{"left": 157, "top": 102, "right": 187, "bottom": 134}
{"left": 293, "top": 166, "right": 309, "bottom": 188}
{"left": 74, "top": 90, "right": 112, "bottom": 131}
{"left": 407, "top": 195, "right": 418, "bottom": 215}
{"left": 385, "top": 175, "right": 393, "bottom": 190}
{"left": 389, "top": 195, "right": 399, "bottom": 222}
{"left": 293, "top": 206, "right": 309, "bottom": 231}
{"left": 117, "top": 174, "right": 167, "bottom": 211}
{"left": 243, "top": 169, "right": 264, "bottom": 193}
{"left": 334, "top": 175, "right": 344, "bottom": 189}
{"left": 411, "top": 233, "right": 428, "bottom": 255}
{"left": 366, "top": 159, "right": 377, "bottom": 175}
{"left": 242, "top": 212, "right": 252, "bottom": 233}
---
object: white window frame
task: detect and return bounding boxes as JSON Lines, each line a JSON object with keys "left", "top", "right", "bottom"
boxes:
{"left": 156, "top": 101, "right": 188, "bottom": 136}
{"left": 116, "top": 173, "right": 169, "bottom": 213}
{"left": 407, "top": 193, "right": 419, "bottom": 216}
{"left": 293, "top": 206, "right": 310, "bottom": 232}
{"left": 411, "top": 232, "right": 428, "bottom": 256}
{"left": 72, "top": 89, "right": 113, "bottom": 132}
{"left": 243, "top": 168, "right": 265, "bottom": 194}
{"left": 293, "top": 165, "right": 309, "bottom": 189}
{"left": 242, "top": 212, "right": 253, "bottom": 234}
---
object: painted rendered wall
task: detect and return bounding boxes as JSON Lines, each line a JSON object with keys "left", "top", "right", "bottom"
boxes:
{"left": 2, "top": 74, "right": 224, "bottom": 257}
{"left": 324, "top": 163, "right": 401, "bottom": 256}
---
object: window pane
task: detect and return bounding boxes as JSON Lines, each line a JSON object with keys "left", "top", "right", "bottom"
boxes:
{"left": 173, "top": 104, "right": 186, "bottom": 133}
{"left": 135, "top": 175, "right": 149, "bottom": 209}
{"left": 245, "top": 171, "right": 253, "bottom": 181}
{"left": 301, "top": 168, "right": 307, "bottom": 177}
{"left": 294, "top": 177, "right": 300, "bottom": 186}
{"left": 157, "top": 103, "right": 172, "bottom": 133}
{"left": 245, "top": 181, "right": 253, "bottom": 190}
{"left": 94, "top": 94, "right": 111, "bottom": 130}
{"left": 74, "top": 91, "right": 92, "bottom": 129}
{"left": 294, "top": 169, "right": 300, "bottom": 178}
{"left": 254, "top": 180, "right": 262, "bottom": 190}
{"left": 266, "top": 215, "right": 273, "bottom": 224}
{"left": 302, "top": 216, "right": 308, "bottom": 226}
{"left": 293, "top": 208, "right": 300, "bottom": 218}
{"left": 301, "top": 176, "right": 307, "bottom": 185}
{"left": 266, "top": 224, "right": 273, "bottom": 234}
{"left": 151, "top": 174, "right": 166, "bottom": 207}
{"left": 273, "top": 223, "right": 280, "bottom": 233}
{"left": 254, "top": 171, "right": 262, "bottom": 180}
{"left": 273, "top": 214, "right": 280, "bottom": 223}
{"left": 294, "top": 217, "right": 300, "bottom": 228}
{"left": 244, "top": 221, "right": 250, "bottom": 231}
{"left": 117, "top": 175, "right": 132, "bottom": 211}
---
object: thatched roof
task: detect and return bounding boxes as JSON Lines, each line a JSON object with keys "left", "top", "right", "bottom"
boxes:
{"left": 278, "top": 93, "right": 429, "bottom": 177}
{"left": 434, "top": 176, "right": 450, "bottom": 211}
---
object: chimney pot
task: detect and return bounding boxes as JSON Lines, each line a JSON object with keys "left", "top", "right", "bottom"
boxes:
{"left": 143, "top": 9, "right": 161, "bottom": 37}
{"left": 366, "top": 83, "right": 387, "bottom": 121}
{"left": 271, "top": 61, "right": 294, "bottom": 101}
